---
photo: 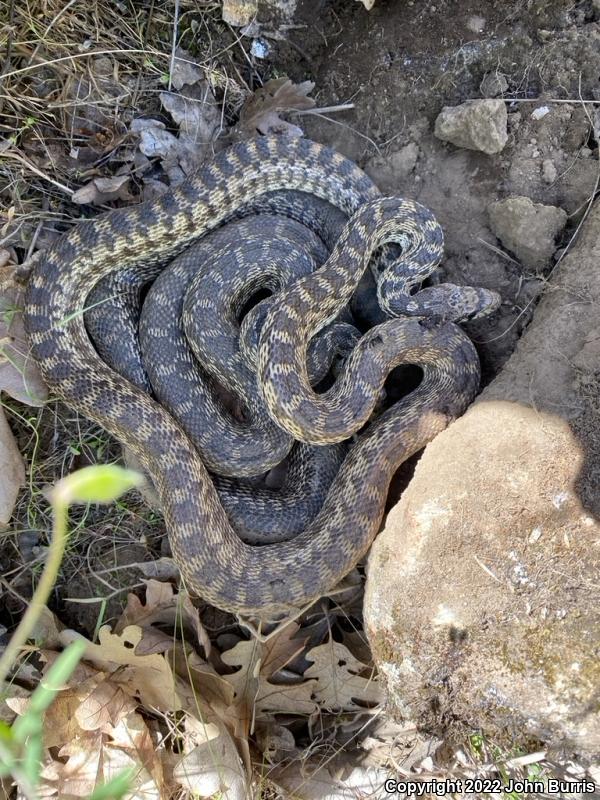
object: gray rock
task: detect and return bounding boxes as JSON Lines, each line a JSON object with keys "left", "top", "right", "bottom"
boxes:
{"left": 434, "top": 99, "right": 508, "bottom": 154}
{"left": 364, "top": 200, "right": 600, "bottom": 763}
{"left": 479, "top": 72, "right": 508, "bottom": 98}
{"left": 488, "top": 196, "right": 567, "bottom": 271}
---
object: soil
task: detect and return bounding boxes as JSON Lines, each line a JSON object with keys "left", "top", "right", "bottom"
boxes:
{"left": 258, "top": 0, "right": 600, "bottom": 378}
{"left": 2, "top": 0, "right": 600, "bottom": 784}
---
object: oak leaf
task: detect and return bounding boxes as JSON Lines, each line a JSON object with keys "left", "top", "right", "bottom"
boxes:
{"left": 220, "top": 622, "right": 316, "bottom": 736}
{"left": 236, "top": 77, "right": 315, "bottom": 138}
{"left": 304, "top": 640, "right": 383, "bottom": 711}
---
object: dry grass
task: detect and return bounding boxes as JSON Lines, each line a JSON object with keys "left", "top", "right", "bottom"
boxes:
{"left": 0, "top": 0, "right": 249, "bottom": 256}
{"left": 0, "top": 0, "right": 255, "bottom": 639}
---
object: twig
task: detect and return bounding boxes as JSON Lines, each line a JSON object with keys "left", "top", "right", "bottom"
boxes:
{"left": 295, "top": 103, "right": 355, "bottom": 115}
{"left": 0, "top": 150, "right": 74, "bottom": 195}
{"left": 167, "top": 0, "right": 181, "bottom": 93}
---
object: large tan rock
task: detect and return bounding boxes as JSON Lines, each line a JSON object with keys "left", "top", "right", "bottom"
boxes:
{"left": 364, "top": 202, "right": 600, "bottom": 760}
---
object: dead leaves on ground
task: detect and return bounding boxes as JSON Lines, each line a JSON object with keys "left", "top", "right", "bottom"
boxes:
{"left": 235, "top": 77, "right": 316, "bottom": 138}
{"left": 71, "top": 48, "right": 221, "bottom": 207}
{"left": 0, "top": 260, "right": 48, "bottom": 523}
{"left": 3, "top": 579, "right": 383, "bottom": 798}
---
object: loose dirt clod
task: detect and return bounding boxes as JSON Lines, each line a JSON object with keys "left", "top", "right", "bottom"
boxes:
{"left": 488, "top": 196, "right": 568, "bottom": 271}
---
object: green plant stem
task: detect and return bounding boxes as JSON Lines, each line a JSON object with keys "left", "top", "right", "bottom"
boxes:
{"left": 0, "top": 499, "right": 68, "bottom": 691}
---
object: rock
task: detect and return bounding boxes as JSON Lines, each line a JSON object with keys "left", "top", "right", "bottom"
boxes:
{"left": 364, "top": 143, "right": 419, "bottom": 191}
{"left": 488, "top": 196, "right": 567, "bottom": 271}
{"left": 466, "top": 15, "right": 486, "bottom": 33}
{"left": 479, "top": 72, "right": 508, "bottom": 98}
{"left": 222, "top": 0, "right": 257, "bottom": 26}
{"left": 364, "top": 201, "right": 600, "bottom": 762}
{"left": 434, "top": 99, "right": 508, "bottom": 154}
{"left": 542, "top": 158, "right": 558, "bottom": 184}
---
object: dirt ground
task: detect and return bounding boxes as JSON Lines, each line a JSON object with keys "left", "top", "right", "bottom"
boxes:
{"left": 270, "top": 0, "right": 600, "bottom": 378}
{"left": 1, "top": 0, "right": 600, "bottom": 793}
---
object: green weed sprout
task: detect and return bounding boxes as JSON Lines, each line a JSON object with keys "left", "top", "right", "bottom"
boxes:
{"left": 0, "top": 464, "right": 142, "bottom": 799}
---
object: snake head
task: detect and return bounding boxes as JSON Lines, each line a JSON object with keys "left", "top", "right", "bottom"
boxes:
{"left": 390, "top": 283, "right": 501, "bottom": 324}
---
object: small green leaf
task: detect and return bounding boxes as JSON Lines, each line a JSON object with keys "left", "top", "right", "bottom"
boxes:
{"left": 52, "top": 465, "right": 143, "bottom": 506}
{"left": 0, "top": 719, "right": 14, "bottom": 746}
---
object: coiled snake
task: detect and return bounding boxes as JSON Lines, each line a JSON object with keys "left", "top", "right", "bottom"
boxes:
{"left": 24, "top": 135, "right": 496, "bottom": 617}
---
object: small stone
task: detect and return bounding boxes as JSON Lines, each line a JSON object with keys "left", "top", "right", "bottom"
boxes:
{"left": 507, "top": 111, "right": 522, "bottom": 131}
{"left": 479, "top": 72, "right": 508, "bottom": 98}
{"left": 542, "top": 159, "right": 557, "bottom": 184}
{"left": 250, "top": 37, "right": 270, "bottom": 58}
{"left": 434, "top": 99, "right": 508, "bottom": 155}
{"left": 488, "top": 196, "right": 567, "bottom": 271}
{"left": 531, "top": 106, "right": 550, "bottom": 121}
{"left": 222, "top": 0, "right": 257, "bottom": 26}
{"left": 466, "top": 15, "right": 485, "bottom": 32}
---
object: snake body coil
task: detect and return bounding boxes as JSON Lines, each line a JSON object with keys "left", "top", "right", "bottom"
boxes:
{"left": 24, "top": 135, "right": 485, "bottom": 617}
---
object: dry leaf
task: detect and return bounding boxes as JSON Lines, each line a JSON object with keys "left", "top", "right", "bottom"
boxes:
{"left": 236, "top": 77, "right": 315, "bottom": 138}
{"left": 75, "top": 680, "right": 134, "bottom": 732}
{"left": 0, "top": 408, "right": 24, "bottom": 524}
{"left": 31, "top": 606, "right": 65, "bottom": 649}
{"left": 0, "top": 266, "right": 47, "bottom": 405}
{"left": 170, "top": 47, "right": 205, "bottom": 90}
{"left": 172, "top": 647, "right": 236, "bottom": 711}
{"left": 103, "top": 710, "right": 164, "bottom": 793}
{"left": 160, "top": 89, "right": 220, "bottom": 156}
{"left": 163, "top": 48, "right": 220, "bottom": 156}
{"left": 221, "top": 622, "right": 317, "bottom": 735}
{"left": 0, "top": 265, "right": 47, "bottom": 522}
{"left": 172, "top": 714, "right": 248, "bottom": 800}
{"left": 131, "top": 118, "right": 193, "bottom": 184}
{"left": 48, "top": 709, "right": 164, "bottom": 799}
{"left": 271, "top": 760, "right": 391, "bottom": 799}
{"left": 72, "top": 174, "right": 133, "bottom": 206}
{"left": 0, "top": 685, "right": 29, "bottom": 724}
{"left": 60, "top": 626, "right": 185, "bottom": 713}
{"left": 116, "top": 579, "right": 211, "bottom": 656}
{"left": 132, "top": 118, "right": 181, "bottom": 160}
{"left": 358, "top": 0, "right": 376, "bottom": 8}
{"left": 304, "top": 640, "right": 383, "bottom": 711}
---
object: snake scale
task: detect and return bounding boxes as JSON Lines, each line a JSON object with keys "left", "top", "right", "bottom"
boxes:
{"left": 24, "top": 135, "right": 494, "bottom": 617}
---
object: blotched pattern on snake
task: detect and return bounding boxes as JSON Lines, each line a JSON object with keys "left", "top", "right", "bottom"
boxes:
{"left": 24, "top": 135, "right": 499, "bottom": 617}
